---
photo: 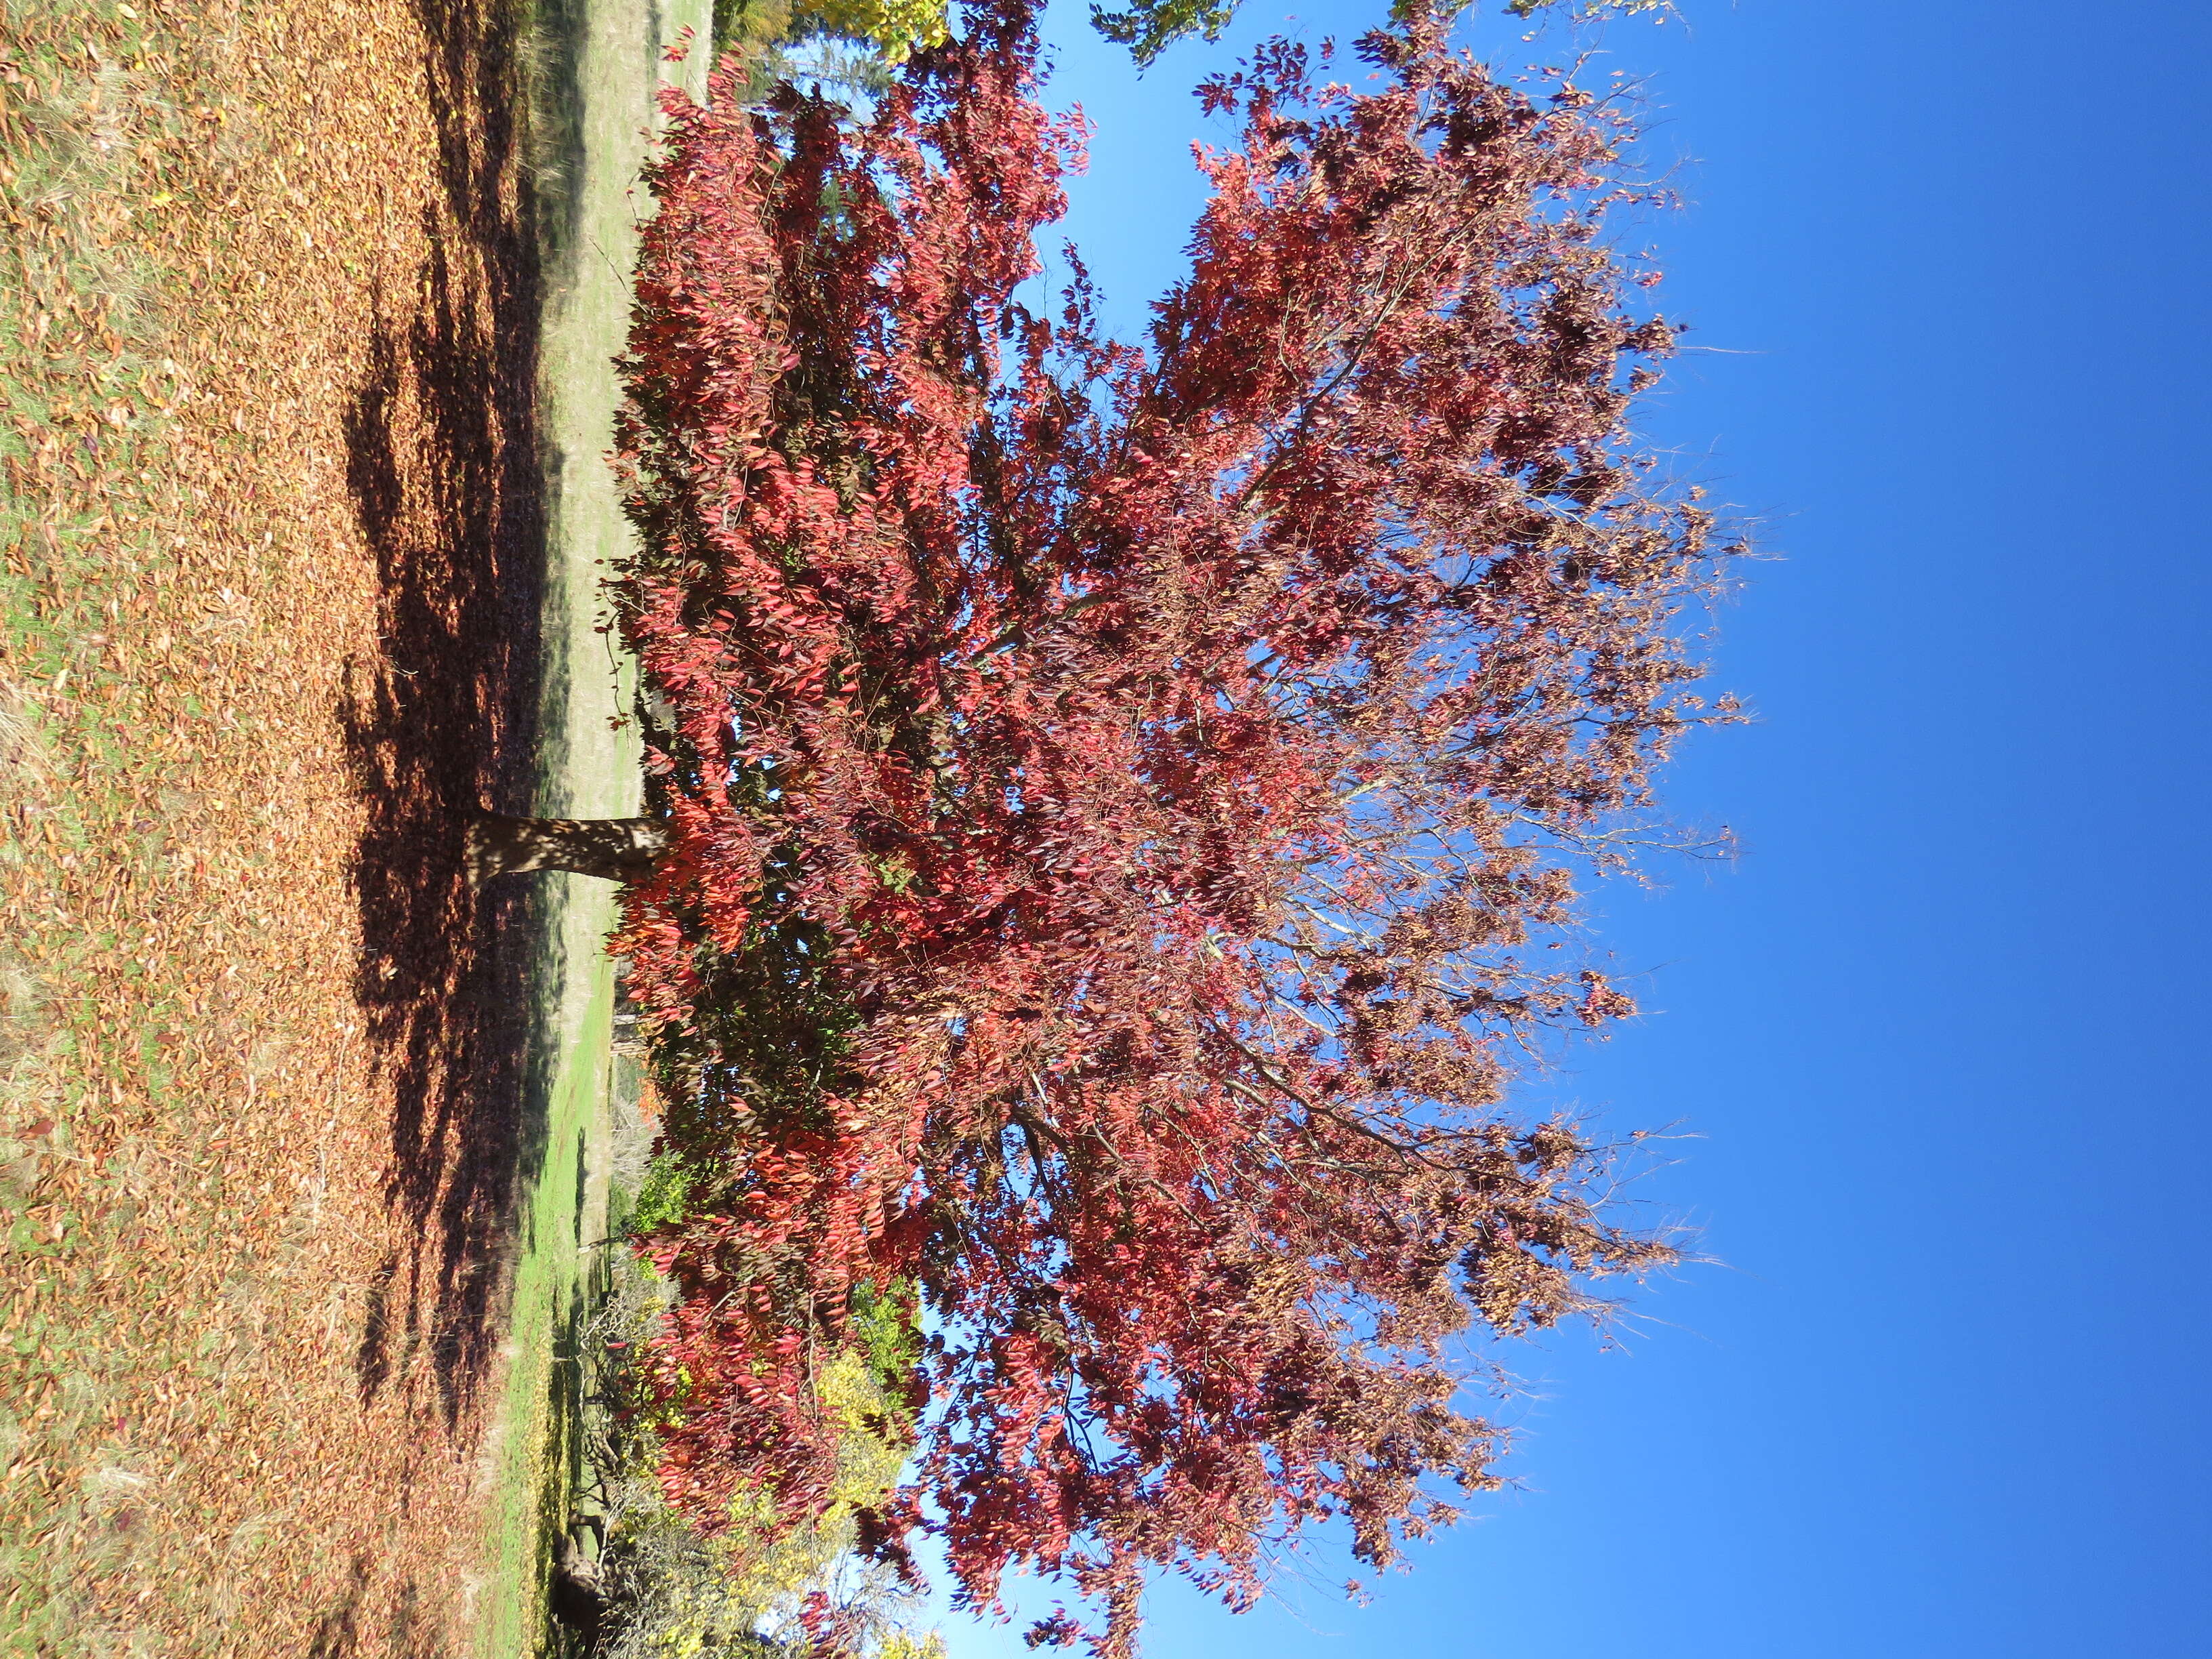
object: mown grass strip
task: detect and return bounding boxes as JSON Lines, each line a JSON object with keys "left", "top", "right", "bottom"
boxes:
{"left": 473, "top": 0, "right": 708, "bottom": 1650}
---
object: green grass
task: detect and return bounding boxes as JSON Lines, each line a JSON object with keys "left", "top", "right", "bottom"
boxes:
{"left": 473, "top": 0, "right": 710, "bottom": 1652}
{"left": 477, "top": 958, "right": 618, "bottom": 1659}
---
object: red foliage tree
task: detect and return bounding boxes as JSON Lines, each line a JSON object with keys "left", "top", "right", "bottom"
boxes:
{"left": 609, "top": 3, "right": 1730, "bottom": 1649}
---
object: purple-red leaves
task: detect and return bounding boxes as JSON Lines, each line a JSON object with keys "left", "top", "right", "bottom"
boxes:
{"left": 610, "top": 5, "right": 1725, "bottom": 1652}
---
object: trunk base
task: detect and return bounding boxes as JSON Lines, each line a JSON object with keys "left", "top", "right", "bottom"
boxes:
{"left": 464, "top": 813, "right": 666, "bottom": 888}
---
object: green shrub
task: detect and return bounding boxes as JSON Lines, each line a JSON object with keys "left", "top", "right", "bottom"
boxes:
{"left": 628, "top": 1151, "right": 701, "bottom": 1237}
{"left": 583, "top": 1248, "right": 931, "bottom": 1659}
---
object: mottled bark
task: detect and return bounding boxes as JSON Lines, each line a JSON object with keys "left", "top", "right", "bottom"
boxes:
{"left": 464, "top": 813, "right": 667, "bottom": 888}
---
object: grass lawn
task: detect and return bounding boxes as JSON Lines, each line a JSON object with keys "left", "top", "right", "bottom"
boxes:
{"left": 472, "top": 0, "right": 708, "bottom": 1652}
{"left": 0, "top": 0, "right": 691, "bottom": 1647}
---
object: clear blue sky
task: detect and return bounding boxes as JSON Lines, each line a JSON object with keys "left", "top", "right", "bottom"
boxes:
{"left": 928, "top": 2, "right": 2212, "bottom": 1654}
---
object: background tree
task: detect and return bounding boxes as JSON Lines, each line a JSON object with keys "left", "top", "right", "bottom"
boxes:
{"left": 562, "top": 2, "right": 1736, "bottom": 1650}
{"left": 1094, "top": 0, "right": 1672, "bottom": 73}
{"left": 699, "top": 0, "right": 1673, "bottom": 82}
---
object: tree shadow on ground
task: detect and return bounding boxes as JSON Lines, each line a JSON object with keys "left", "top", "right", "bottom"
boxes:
{"left": 338, "top": 0, "right": 551, "bottom": 1432}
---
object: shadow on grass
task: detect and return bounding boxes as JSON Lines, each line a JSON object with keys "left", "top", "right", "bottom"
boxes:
{"left": 337, "top": 0, "right": 554, "bottom": 1431}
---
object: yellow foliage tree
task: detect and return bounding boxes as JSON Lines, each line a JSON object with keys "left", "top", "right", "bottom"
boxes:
{"left": 714, "top": 0, "right": 949, "bottom": 62}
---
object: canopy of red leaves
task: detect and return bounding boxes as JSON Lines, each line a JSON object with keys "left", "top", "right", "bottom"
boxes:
{"left": 609, "top": 4, "right": 1729, "bottom": 1648}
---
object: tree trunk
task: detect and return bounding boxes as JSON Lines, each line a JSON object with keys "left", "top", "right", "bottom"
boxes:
{"left": 465, "top": 813, "right": 667, "bottom": 888}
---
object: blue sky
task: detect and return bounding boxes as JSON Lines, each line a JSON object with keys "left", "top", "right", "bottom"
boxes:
{"left": 928, "top": 2, "right": 2212, "bottom": 1654}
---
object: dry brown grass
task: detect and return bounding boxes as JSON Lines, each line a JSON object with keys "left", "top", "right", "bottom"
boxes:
{"left": 1, "top": 0, "right": 560, "bottom": 1648}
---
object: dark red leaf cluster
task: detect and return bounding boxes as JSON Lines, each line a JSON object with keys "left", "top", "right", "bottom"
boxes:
{"left": 609, "top": 5, "right": 1729, "bottom": 1649}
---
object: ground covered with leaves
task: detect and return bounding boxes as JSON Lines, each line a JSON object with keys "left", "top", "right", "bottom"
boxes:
{"left": 1, "top": 0, "right": 556, "bottom": 1647}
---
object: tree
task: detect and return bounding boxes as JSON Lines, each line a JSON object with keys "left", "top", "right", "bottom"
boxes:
{"left": 1093, "top": 0, "right": 1673, "bottom": 73}
{"left": 466, "top": 813, "right": 668, "bottom": 885}
{"left": 497, "top": 3, "right": 1734, "bottom": 1650}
